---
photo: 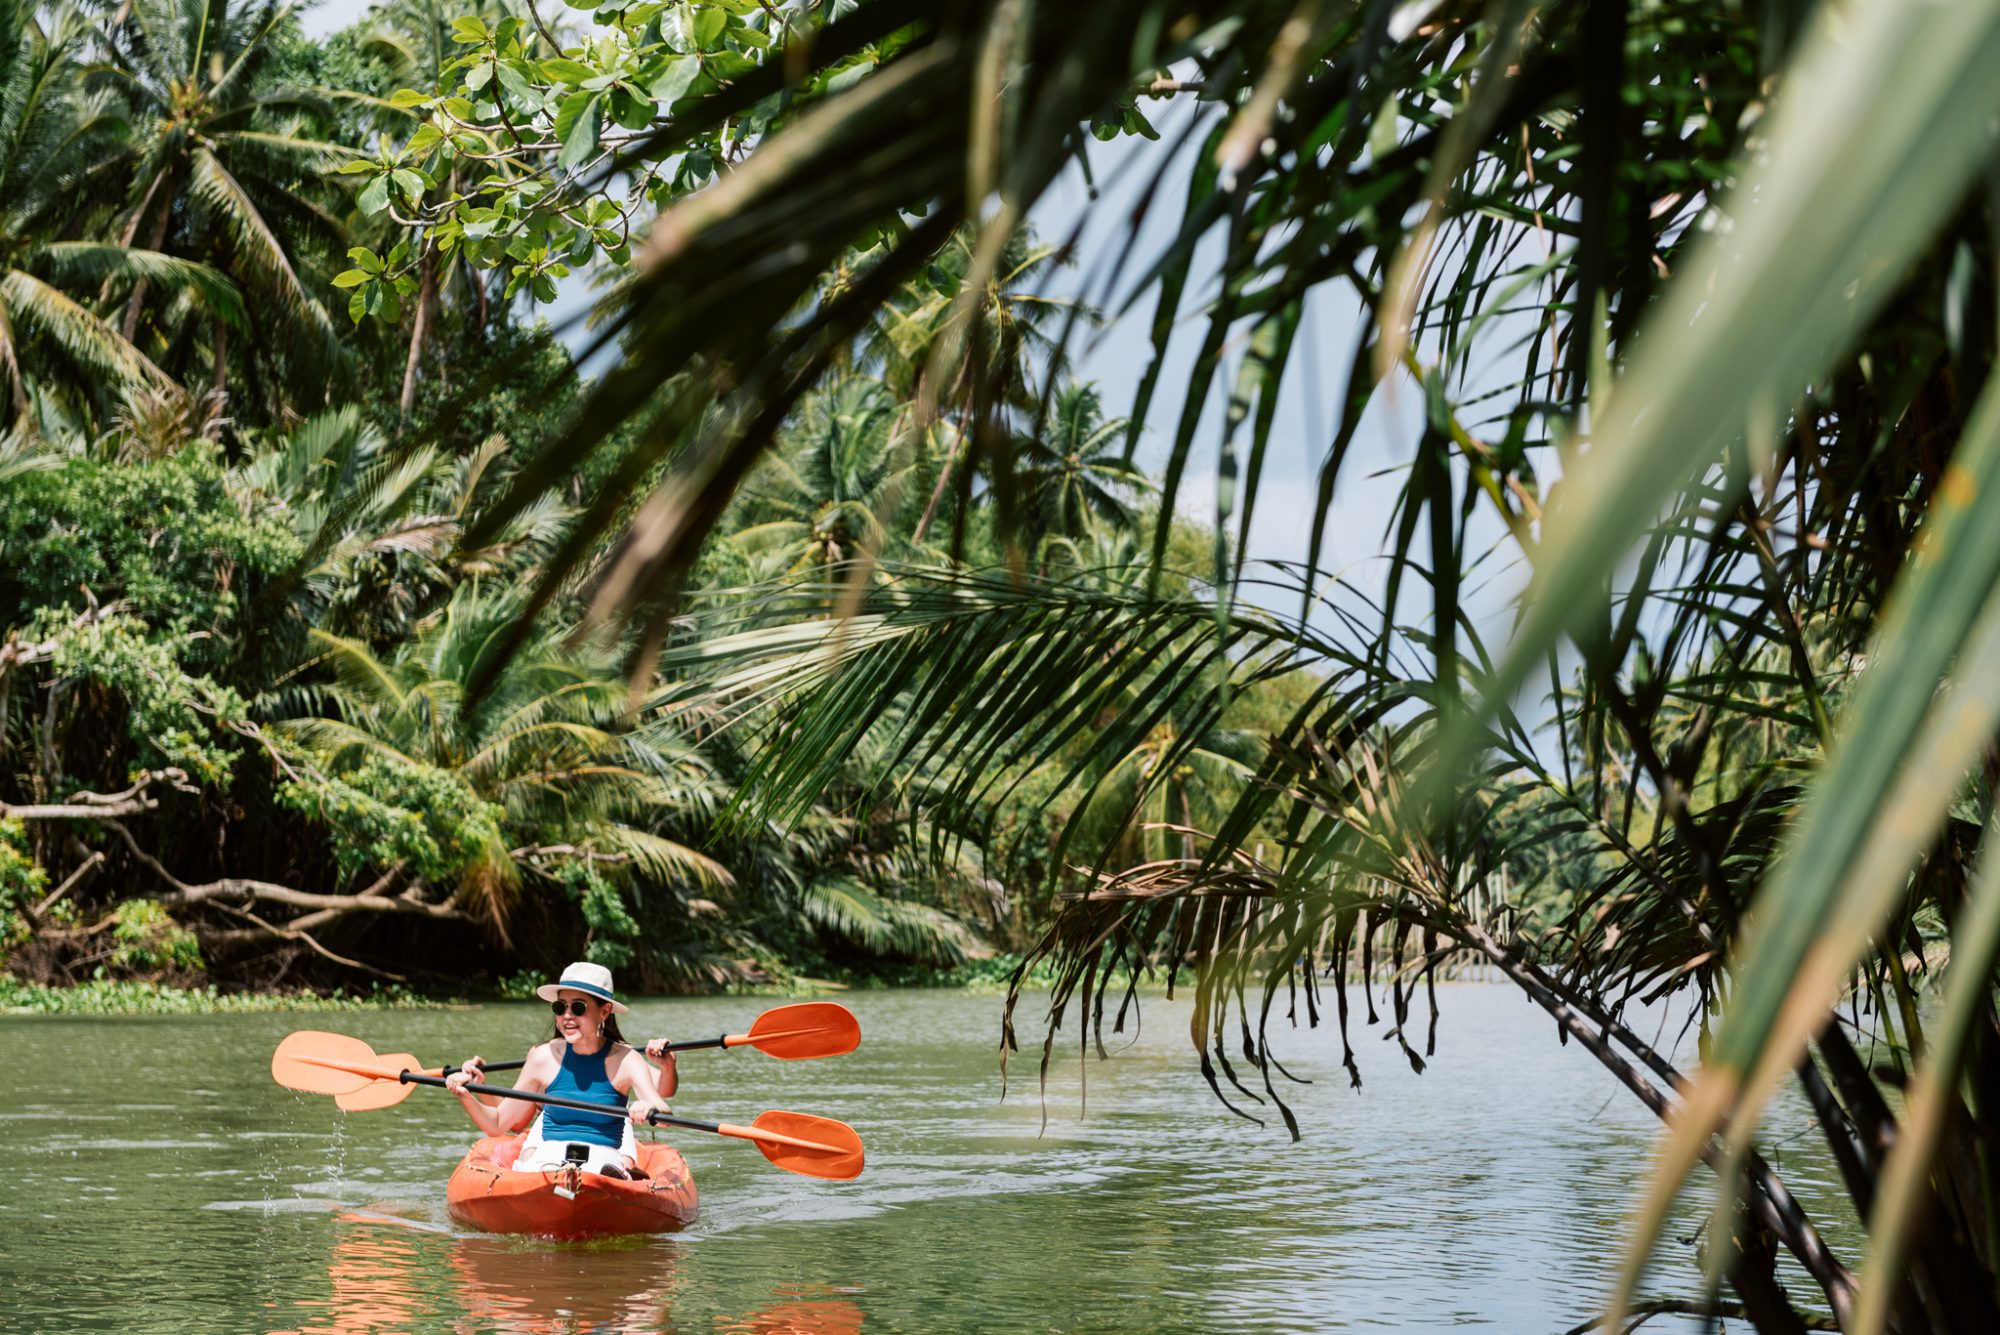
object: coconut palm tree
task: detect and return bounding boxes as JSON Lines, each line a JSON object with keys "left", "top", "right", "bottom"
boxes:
{"left": 279, "top": 590, "right": 731, "bottom": 946}
{"left": 91, "top": 0, "right": 351, "bottom": 413}
{"left": 875, "top": 230, "right": 1089, "bottom": 544}
{"left": 730, "top": 376, "right": 929, "bottom": 580}
{"left": 0, "top": 0, "right": 240, "bottom": 431}
{"left": 1016, "top": 381, "right": 1147, "bottom": 551}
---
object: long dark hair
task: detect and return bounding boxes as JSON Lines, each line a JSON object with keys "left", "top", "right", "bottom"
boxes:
{"left": 549, "top": 1001, "right": 625, "bottom": 1046}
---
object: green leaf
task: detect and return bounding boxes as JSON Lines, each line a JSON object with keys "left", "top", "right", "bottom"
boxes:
{"left": 648, "top": 55, "right": 698, "bottom": 104}
{"left": 450, "top": 15, "right": 489, "bottom": 43}
{"left": 346, "top": 247, "right": 383, "bottom": 276}
{"left": 496, "top": 60, "right": 539, "bottom": 107}
{"left": 357, "top": 174, "right": 391, "bottom": 216}
{"left": 331, "top": 269, "right": 371, "bottom": 289}
{"left": 335, "top": 160, "right": 377, "bottom": 175}
{"left": 405, "top": 123, "right": 444, "bottom": 157}
{"left": 348, "top": 287, "right": 367, "bottom": 324}
{"left": 703, "top": 50, "right": 755, "bottom": 81}
{"left": 692, "top": 6, "right": 726, "bottom": 48}
{"left": 541, "top": 57, "right": 596, "bottom": 83}
{"left": 1368, "top": 93, "right": 1399, "bottom": 160}
{"left": 609, "top": 86, "right": 654, "bottom": 131}
{"left": 554, "top": 92, "right": 603, "bottom": 169}
{"left": 388, "top": 88, "right": 430, "bottom": 108}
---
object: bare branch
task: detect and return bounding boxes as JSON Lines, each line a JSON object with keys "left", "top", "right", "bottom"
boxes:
{"left": 28, "top": 851, "right": 104, "bottom": 922}
{"left": 1, "top": 768, "right": 196, "bottom": 821}
{"left": 104, "top": 820, "right": 469, "bottom": 923}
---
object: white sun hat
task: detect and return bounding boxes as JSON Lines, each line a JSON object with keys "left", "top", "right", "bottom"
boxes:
{"left": 535, "top": 961, "right": 630, "bottom": 1014}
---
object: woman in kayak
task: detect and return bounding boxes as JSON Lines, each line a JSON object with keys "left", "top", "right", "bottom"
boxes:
{"left": 443, "top": 962, "right": 675, "bottom": 1179}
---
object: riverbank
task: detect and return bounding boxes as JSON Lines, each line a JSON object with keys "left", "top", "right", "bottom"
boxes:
{"left": 0, "top": 977, "right": 470, "bottom": 1015}
{"left": 0, "top": 953, "right": 1069, "bottom": 1014}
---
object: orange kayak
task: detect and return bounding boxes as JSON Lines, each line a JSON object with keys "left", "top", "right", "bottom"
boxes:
{"left": 445, "top": 1134, "right": 698, "bottom": 1239}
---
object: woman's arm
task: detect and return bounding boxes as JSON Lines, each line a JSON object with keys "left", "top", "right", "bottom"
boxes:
{"left": 641, "top": 1037, "right": 679, "bottom": 1098}
{"left": 444, "top": 1046, "right": 551, "bottom": 1135}
{"left": 618, "top": 1045, "right": 671, "bottom": 1125}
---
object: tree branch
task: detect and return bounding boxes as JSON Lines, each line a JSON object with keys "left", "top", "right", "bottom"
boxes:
{"left": 28, "top": 850, "right": 103, "bottom": 923}
{"left": 104, "top": 820, "right": 469, "bottom": 923}
{"left": 1, "top": 768, "right": 196, "bottom": 821}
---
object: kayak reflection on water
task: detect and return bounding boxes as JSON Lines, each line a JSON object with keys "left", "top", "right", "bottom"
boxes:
{"left": 266, "top": 1219, "right": 866, "bottom": 1335}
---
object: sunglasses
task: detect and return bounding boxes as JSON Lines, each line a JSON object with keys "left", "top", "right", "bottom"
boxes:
{"left": 550, "top": 999, "right": 597, "bottom": 1017}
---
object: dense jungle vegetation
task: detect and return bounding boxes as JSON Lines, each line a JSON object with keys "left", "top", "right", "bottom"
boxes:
{"left": 0, "top": 0, "right": 1296, "bottom": 992}
{"left": 10, "top": 0, "right": 2000, "bottom": 1328}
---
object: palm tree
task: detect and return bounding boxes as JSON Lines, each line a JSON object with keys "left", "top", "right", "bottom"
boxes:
{"left": 873, "top": 230, "right": 1088, "bottom": 544}
{"left": 279, "top": 590, "right": 731, "bottom": 947}
{"left": 0, "top": 0, "right": 240, "bottom": 430}
{"left": 730, "top": 376, "right": 928, "bottom": 580}
{"left": 92, "top": 0, "right": 350, "bottom": 412}
{"left": 1017, "top": 381, "right": 1147, "bottom": 551}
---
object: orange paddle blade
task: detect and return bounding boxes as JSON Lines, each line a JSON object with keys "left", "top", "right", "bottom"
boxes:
{"left": 719, "top": 1110, "right": 864, "bottom": 1180}
{"left": 336, "top": 1054, "right": 420, "bottom": 1110}
{"left": 728, "top": 1003, "right": 861, "bottom": 1060}
{"left": 272, "top": 1031, "right": 383, "bottom": 1095}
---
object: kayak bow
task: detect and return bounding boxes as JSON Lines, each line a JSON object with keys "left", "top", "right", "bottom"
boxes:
{"left": 444, "top": 1134, "right": 698, "bottom": 1239}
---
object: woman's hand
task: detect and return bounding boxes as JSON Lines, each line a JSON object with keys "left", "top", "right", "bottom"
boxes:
{"left": 643, "top": 1037, "right": 675, "bottom": 1061}
{"left": 444, "top": 1056, "right": 484, "bottom": 1095}
{"left": 628, "top": 1096, "right": 670, "bottom": 1125}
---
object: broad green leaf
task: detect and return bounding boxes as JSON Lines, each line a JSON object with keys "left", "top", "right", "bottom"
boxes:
{"left": 405, "top": 123, "right": 444, "bottom": 156}
{"left": 648, "top": 55, "right": 698, "bottom": 103}
{"left": 357, "top": 174, "right": 391, "bottom": 216}
{"left": 331, "top": 269, "right": 371, "bottom": 289}
{"left": 609, "top": 86, "right": 654, "bottom": 131}
{"left": 554, "top": 92, "right": 604, "bottom": 169}
{"left": 496, "top": 60, "right": 540, "bottom": 107}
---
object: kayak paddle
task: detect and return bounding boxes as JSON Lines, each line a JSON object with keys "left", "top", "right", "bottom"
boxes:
{"left": 444, "top": 1002, "right": 861, "bottom": 1077}
{"left": 271, "top": 1032, "right": 865, "bottom": 1180}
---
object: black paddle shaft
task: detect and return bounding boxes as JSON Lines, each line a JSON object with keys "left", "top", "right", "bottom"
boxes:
{"left": 408, "top": 1070, "right": 723, "bottom": 1135}
{"left": 453, "top": 1034, "right": 729, "bottom": 1078}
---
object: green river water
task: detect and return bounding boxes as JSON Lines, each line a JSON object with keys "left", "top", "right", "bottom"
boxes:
{"left": 0, "top": 986, "right": 1857, "bottom": 1332}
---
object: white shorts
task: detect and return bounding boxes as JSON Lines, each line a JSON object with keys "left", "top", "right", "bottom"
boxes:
{"left": 516, "top": 1112, "right": 637, "bottom": 1173}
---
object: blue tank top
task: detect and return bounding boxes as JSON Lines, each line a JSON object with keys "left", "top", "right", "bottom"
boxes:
{"left": 537, "top": 1042, "right": 627, "bottom": 1149}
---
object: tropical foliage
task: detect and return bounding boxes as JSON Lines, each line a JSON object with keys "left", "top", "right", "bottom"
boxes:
{"left": 9, "top": 0, "right": 2000, "bottom": 1329}
{"left": 355, "top": 0, "right": 1996, "bottom": 1330}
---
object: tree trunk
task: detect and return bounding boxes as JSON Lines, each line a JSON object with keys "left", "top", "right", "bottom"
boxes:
{"left": 121, "top": 186, "right": 175, "bottom": 344}
{"left": 398, "top": 250, "right": 438, "bottom": 419}
{"left": 911, "top": 415, "right": 959, "bottom": 543}
{"left": 207, "top": 317, "right": 227, "bottom": 435}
